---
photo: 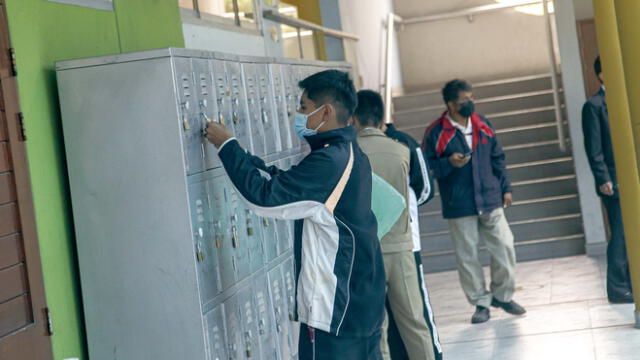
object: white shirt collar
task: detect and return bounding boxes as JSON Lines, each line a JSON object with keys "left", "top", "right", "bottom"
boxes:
{"left": 446, "top": 114, "right": 472, "bottom": 133}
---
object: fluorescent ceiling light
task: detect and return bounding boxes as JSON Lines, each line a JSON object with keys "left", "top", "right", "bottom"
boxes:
{"left": 495, "top": 0, "right": 554, "bottom": 16}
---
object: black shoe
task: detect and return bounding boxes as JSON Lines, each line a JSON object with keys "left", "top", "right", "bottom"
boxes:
{"left": 471, "top": 306, "right": 490, "bottom": 324}
{"left": 491, "top": 298, "right": 527, "bottom": 315}
{"left": 609, "top": 291, "right": 634, "bottom": 304}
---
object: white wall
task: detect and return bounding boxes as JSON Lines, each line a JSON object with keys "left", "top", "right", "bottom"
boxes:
{"left": 555, "top": 0, "right": 606, "bottom": 254}
{"left": 338, "top": 0, "right": 404, "bottom": 93}
{"left": 394, "top": 0, "right": 552, "bottom": 91}
{"left": 573, "top": 0, "right": 594, "bottom": 20}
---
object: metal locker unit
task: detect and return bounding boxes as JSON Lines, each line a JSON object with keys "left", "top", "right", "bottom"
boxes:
{"left": 225, "top": 295, "right": 246, "bottom": 360}
{"left": 280, "top": 63, "right": 302, "bottom": 150}
{"left": 240, "top": 60, "right": 268, "bottom": 157}
{"left": 268, "top": 265, "right": 294, "bottom": 360}
{"left": 254, "top": 60, "right": 282, "bottom": 155}
{"left": 215, "top": 54, "right": 254, "bottom": 153}
{"left": 189, "top": 178, "right": 222, "bottom": 306}
{"left": 254, "top": 273, "right": 279, "bottom": 360}
{"left": 269, "top": 64, "right": 292, "bottom": 152}
{"left": 227, "top": 182, "right": 252, "bottom": 282}
{"left": 192, "top": 57, "right": 223, "bottom": 170}
{"left": 56, "top": 47, "right": 352, "bottom": 360}
{"left": 238, "top": 284, "right": 260, "bottom": 359}
{"left": 204, "top": 304, "right": 228, "bottom": 360}
{"left": 245, "top": 207, "right": 267, "bottom": 273}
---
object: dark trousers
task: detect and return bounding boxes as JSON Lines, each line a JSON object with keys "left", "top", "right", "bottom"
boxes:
{"left": 602, "top": 196, "right": 633, "bottom": 299}
{"left": 298, "top": 324, "right": 382, "bottom": 360}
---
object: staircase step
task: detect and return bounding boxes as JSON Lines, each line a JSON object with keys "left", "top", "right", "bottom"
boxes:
{"left": 421, "top": 234, "right": 585, "bottom": 273}
{"left": 420, "top": 213, "right": 583, "bottom": 254}
{"left": 504, "top": 140, "right": 570, "bottom": 164}
{"left": 507, "top": 158, "right": 575, "bottom": 182}
{"left": 487, "top": 107, "right": 557, "bottom": 131}
{"left": 420, "top": 175, "right": 578, "bottom": 214}
{"left": 420, "top": 195, "right": 581, "bottom": 234}
{"left": 393, "top": 74, "right": 553, "bottom": 112}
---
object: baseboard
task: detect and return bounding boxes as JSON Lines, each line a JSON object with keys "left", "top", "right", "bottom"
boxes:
{"left": 586, "top": 242, "right": 607, "bottom": 257}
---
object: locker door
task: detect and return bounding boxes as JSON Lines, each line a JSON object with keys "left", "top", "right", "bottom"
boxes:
{"left": 244, "top": 207, "right": 265, "bottom": 273}
{"left": 268, "top": 266, "right": 293, "bottom": 360}
{"left": 241, "top": 63, "right": 266, "bottom": 156}
{"left": 283, "top": 65, "right": 301, "bottom": 150}
{"left": 224, "top": 61, "right": 253, "bottom": 152}
{"left": 238, "top": 285, "right": 259, "bottom": 359}
{"left": 282, "top": 258, "right": 297, "bottom": 323}
{"left": 253, "top": 273, "right": 278, "bottom": 360}
{"left": 209, "top": 176, "right": 236, "bottom": 291}
{"left": 272, "top": 160, "right": 290, "bottom": 257}
{"left": 260, "top": 213, "right": 278, "bottom": 262}
{"left": 192, "top": 58, "right": 222, "bottom": 170}
{"left": 204, "top": 304, "right": 228, "bottom": 360}
{"left": 189, "top": 180, "right": 221, "bottom": 305}
{"left": 269, "top": 64, "right": 291, "bottom": 152}
{"left": 174, "top": 57, "right": 205, "bottom": 175}
{"left": 256, "top": 63, "right": 280, "bottom": 155}
{"left": 225, "top": 295, "right": 246, "bottom": 360}
{"left": 227, "top": 183, "right": 251, "bottom": 282}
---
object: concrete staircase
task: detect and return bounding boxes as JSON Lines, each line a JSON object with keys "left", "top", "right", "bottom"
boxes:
{"left": 392, "top": 74, "right": 586, "bottom": 273}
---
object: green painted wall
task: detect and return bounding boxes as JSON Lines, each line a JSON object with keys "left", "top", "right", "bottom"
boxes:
{"left": 3, "top": 1, "right": 183, "bottom": 358}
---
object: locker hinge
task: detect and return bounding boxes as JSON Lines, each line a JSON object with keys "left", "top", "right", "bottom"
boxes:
{"left": 8, "top": 48, "right": 17, "bottom": 76}
{"left": 44, "top": 307, "right": 53, "bottom": 336}
{"left": 16, "top": 112, "right": 26, "bottom": 141}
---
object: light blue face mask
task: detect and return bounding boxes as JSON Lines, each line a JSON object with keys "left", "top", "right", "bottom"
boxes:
{"left": 295, "top": 105, "right": 325, "bottom": 140}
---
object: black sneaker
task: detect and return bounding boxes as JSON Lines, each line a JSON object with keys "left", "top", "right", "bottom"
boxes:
{"left": 491, "top": 298, "right": 526, "bottom": 315}
{"left": 609, "top": 291, "right": 634, "bottom": 304}
{"left": 471, "top": 306, "right": 490, "bottom": 324}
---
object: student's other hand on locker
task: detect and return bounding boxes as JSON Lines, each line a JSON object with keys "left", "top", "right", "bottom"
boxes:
{"left": 205, "top": 120, "right": 232, "bottom": 148}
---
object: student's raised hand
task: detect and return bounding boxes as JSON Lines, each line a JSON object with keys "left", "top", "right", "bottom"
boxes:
{"left": 204, "top": 117, "right": 233, "bottom": 148}
{"left": 449, "top": 152, "right": 471, "bottom": 168}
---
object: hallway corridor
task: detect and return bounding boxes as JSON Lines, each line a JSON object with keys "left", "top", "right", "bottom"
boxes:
{"left": 426, "top": 255, "right": 639, "bottom": 359}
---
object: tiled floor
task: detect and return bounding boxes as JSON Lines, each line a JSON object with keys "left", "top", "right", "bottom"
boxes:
{"left": 424, "top": 255, "right": 639, "bottom": 360}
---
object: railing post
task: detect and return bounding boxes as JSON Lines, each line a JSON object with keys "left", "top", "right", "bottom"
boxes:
{"left": 543, "top": 0, "right": 566, "bottom": 152}
{"left": 384, "top": 12, "right": 395, "bottom": 124}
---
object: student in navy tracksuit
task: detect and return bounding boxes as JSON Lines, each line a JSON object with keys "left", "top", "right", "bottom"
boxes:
{"left": 422, "top": 80, "right": 525, "bottom": 324}
{"left": 205, "top": 70, "right": 386, "bottom": 359}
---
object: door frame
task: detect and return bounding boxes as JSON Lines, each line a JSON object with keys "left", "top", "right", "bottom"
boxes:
{"left": 0, "top": 1, "right": 54, "bottom": 359}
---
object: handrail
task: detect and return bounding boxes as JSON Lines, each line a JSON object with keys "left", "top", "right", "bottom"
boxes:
{"left": 384, "top": 12, "right": 396, "bottom": 124}
{"left": 400, "top": 0, "right": 543, "bottom": 25}
{"left": 262, "top": 10, "right": 359, "bottom": 41}
{"left": 543, "top": 0, "right": 566, "bottom": 152}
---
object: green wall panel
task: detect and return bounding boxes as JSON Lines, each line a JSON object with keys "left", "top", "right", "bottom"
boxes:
{"left": 3, "top": 0, "right": 183, "bottom": 358}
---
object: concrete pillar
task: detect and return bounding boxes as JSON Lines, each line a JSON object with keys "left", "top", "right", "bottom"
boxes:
{"left": 554, "top": 0, "right": 607, "bottom": 256}
{"left": 592, "top": 0, "right": 640, "bottom": 327}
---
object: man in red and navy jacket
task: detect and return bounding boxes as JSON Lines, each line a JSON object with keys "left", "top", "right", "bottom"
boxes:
{"left": 422, "top": 79, "right": 525, "bottom": 325}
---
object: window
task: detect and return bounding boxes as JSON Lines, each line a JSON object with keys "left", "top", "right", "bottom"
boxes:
{"left": 278, "top": 2, "right": 317, "bottom": 60}
{"left": 180, "top": 0, "right": 257, "bottom": 28}
{"left": 47, "top": 0, "right": 113, "bottom": 11}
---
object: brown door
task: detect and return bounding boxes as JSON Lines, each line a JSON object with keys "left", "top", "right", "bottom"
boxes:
{"left": 0, "top": 2, "right": 54, "bottom": 359}
{"left": 577, "top": 19, "right": 601, "bottom": 97}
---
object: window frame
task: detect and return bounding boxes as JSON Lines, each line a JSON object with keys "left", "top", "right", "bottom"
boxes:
{"left": 180, "top": 0, "right": 262, "bottom": 33}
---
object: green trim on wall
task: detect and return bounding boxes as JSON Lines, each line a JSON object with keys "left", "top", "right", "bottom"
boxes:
{"left": 4, "top": 0, "right": 183, "bottom": 358}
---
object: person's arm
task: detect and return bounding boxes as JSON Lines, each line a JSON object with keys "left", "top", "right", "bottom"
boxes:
{"left": 217, "top": 138, "right": 342, "bottom": 220}
{"left": 490, "top": 134, "right": 512, "bottom": 195}
{"left": 582, "top": 102, "right": 611, "bottom": 186}
{"left": 422, "top": 131, "right": 455, "bottom": 179}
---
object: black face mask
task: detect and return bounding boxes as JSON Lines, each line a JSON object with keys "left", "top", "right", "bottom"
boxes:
{"left": 457, "top": 101, "right": 475, "bottom": 118}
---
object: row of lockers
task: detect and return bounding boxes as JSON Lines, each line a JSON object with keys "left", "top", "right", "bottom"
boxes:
{"left": 189, "top": 153, "right": 305, "bottom": 313}
{"left": 56, "top": 48, "right": 351, "bottom": 360}
{"left": 176, "top": 51, "right": 350, "bottom": 175}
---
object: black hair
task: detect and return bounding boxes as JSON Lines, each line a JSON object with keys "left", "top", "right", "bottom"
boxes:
{"left": 298, "top": 70, "right": 357, "bottom": 126}
{"left": 442, "top": 79, "right": 472, "bottom": 104}
{"left": 594, "top": 56, "right": 602, "bottom": 76}
{"left": 354, "top": 90, "right": 384, "bottom": 128}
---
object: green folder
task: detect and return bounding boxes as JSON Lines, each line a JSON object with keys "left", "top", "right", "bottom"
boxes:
{"left": 371, "top": 172, "right": 406, "bottom": 240}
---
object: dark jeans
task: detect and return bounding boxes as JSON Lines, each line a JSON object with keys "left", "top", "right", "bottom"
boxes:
{"left": 298, "top": 324, "right": 382, "bottom": 360}
{"left": 602, "top": 196, "right": 633, "bottom": 299}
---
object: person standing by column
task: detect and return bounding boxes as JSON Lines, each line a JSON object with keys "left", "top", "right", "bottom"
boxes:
{"left": 582, "top": 56, "right": 633, "bottom": 304}
{"left": 422, "top": 79, "right": 526, "bottom": 324}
